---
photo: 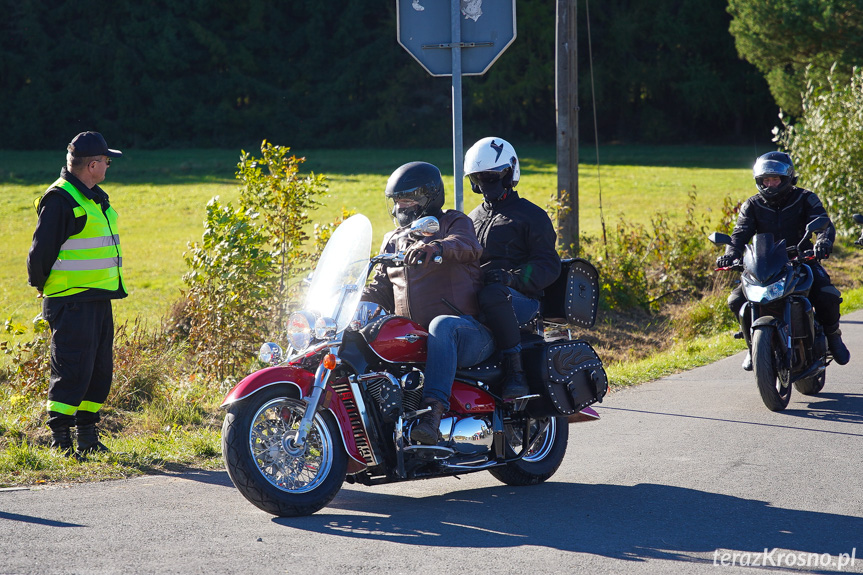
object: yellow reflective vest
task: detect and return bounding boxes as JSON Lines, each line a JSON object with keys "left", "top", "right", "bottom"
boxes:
{"left": 38, "top": 179, "right": 125, "bottom": 297}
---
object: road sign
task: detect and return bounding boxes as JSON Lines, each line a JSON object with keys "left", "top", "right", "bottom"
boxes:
{"left": 397, "top": 0, "right": 517, "bottom": 77}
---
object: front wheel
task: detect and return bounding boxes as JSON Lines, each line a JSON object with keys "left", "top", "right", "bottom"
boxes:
{"left": 752, "top": 328, "right": 791, "bottom": 411}
{"left": 221, "top": 385, "right": 347, "bottom": 517}
{"left": 488, "top": 416, "right": 568, "bottom": 486}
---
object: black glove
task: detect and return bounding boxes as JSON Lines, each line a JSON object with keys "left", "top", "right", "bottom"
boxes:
{"left": 404, "top": 242, "right": 441, "bottom": 266}
{"left": 814, "top": 240, "right": 832, "bottom": 260}
{"left": 483, "top": 268, "right": 516, "bottom": 287}
{"left": 715, "top": 254, "right": 738, "bottom": 269}
{"left": 855, "top": 233, "right": 863, "bottom": 248}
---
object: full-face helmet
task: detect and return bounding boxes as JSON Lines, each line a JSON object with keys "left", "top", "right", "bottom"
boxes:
{"left": 385, "top": 161, "right": 445, "bottom": 227}
{"left": 753, "top": 151, "right": 797, "bottom": 205}
{"left": 463, "top": 137, "right": 520, "bottom": 201}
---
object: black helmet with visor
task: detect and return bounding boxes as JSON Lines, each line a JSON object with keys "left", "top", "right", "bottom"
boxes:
{"left": 753, "top": 151, "right": 797, "bottom": 205}
{"left": 384, "top": 161, "right": 445, "bottom": 227}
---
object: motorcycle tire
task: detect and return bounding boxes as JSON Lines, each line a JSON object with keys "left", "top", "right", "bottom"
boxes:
{"left": 794, "top": 371, "right": 826, "bottom": 396}
{"left": 221, "top": 385, "right": 347, "bottom": 517}
{"left": 488, "top": 415, "right": 568, "bottom": 486}
{"left": 752, "top": 327, "right": 792, "bottom": 411}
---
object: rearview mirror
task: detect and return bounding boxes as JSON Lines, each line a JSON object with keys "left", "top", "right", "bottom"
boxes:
{"left": 708, "top": 232, "right": 732, "bottom": 246}
{"left": 410, "top": 216, "right": 440, "bottom": 237}
{"left": 805, "top": 216, "right": 830, "bottom": 236}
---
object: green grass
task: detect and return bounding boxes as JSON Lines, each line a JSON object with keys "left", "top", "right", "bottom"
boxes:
{"left": 0, "top": 145, "right": 757, "bottom": 329}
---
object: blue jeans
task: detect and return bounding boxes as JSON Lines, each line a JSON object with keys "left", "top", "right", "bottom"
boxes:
{"left": 423, "top": 315, "right": 495, "bottom": 409}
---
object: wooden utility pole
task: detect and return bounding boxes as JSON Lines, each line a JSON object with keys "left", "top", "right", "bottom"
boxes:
{"left": 556, "top": 0, "right": 578, "bottom": 256}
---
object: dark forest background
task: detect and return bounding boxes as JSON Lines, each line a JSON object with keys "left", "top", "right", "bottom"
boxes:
{"left": 0, "top": 0, "right": 777, "bottom": 151}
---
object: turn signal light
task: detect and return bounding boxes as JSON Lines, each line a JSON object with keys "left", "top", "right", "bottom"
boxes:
{"left": 322, "top": 353, "right": 337, "bottom": 370}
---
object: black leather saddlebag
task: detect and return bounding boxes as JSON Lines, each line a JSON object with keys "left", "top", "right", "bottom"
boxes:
{"left": 523, "top": 339, "right": 608, "bottom": 418}
{"left": 541, "top": 258, "right": 600, "bottom": 328}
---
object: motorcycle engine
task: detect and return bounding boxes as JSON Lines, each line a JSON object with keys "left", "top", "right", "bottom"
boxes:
{"left": 366, "top": 374, "right": 424, "bottom": 422}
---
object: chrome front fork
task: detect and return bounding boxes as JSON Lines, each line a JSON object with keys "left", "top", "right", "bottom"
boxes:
{"left": 285, "top": 359, "right": 333, "bottom": 457}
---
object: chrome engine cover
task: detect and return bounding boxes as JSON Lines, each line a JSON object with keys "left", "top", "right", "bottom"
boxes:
{"left": 440, "top": 416, "right": 493, "bottom": 455}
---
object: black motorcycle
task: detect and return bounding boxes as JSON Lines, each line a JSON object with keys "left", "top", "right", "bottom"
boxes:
{"left": 710, "top": 217, "right": 831, "bottom": 411}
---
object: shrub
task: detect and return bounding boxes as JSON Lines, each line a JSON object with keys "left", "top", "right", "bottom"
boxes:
{"left": 775, "top": 66, "right": 863, "bottom": 236}
{"left": 576, "top": 191, "right": 739, "bottom": 312}
{"left": 1, "top": 316, "right": 50, "bottom": 393}
{"left": 182, "top": 141, "right": 335, "bottom": 380}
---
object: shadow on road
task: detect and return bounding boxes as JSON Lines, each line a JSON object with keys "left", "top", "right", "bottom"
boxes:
{"left": 600, "top": 405, "right": 863, "bottom": 437}
{"left": 273, "top": 482, "right": 861, "bottom": 568}
{"left": 0, "top": 510, "right": 83, "bottom": 528}
{"left": 136, "top": 466, "right": 234, "bottom": 488}
{"left": 785, "top": 393, "right": 863, "bottom": 425}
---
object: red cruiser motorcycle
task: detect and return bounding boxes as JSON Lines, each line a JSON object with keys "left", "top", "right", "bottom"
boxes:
{"left": 221, "top": 214, "right": 607, "bottom": 517}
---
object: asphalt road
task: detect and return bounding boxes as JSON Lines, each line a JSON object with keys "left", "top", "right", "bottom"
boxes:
{"left": 3, "top": 311, "right": 863, "bottom": 575}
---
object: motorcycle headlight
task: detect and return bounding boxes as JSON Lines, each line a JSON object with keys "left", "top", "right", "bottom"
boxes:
{"left": 314, "top": 316, "right": 337, "bottom": 339}
{"left": 287, "top": 311, "right": 316, "bottom": 351}
{"left": 743, "top": 278, "right": 786, "bottom": 303}
{"left": 258, "top": 342, "right": 284, "bottom": 365}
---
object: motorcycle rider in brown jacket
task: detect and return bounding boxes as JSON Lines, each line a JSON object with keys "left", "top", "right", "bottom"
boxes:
{"left": 362, "top": 162, "right": 495, "bottom": 445}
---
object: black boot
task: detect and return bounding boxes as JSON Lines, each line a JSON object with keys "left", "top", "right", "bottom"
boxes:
{"left": 410, "top": 398, "right": 446, "bottom": 445}
{"left": 49, "top": 426, "right": 75, "bottom": 457}
{"left": 500, "top": 351, "right": 530, "bottom": 401}
{"left": 826, "top": 328, "right": 850, "bottom": 365}
{"left": 76, "top": 423, "right": 110, "bottom": 456}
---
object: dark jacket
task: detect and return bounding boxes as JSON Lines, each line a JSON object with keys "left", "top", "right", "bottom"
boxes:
{"left": 469, "top": 191, "right": 561, "bottom": 298}
{"left": 726, "top": 187, "right": 835, "bottom": 257}
{"left": 27, "top": 167, "right": 127, "bottom": 302}
{"left": 362, "top": 210, "right": 483, "bottom": 329}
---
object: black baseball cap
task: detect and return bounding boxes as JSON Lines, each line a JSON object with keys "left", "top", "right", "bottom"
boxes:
{"left": 68, "top": 131, "right": 123, "bottom": 158}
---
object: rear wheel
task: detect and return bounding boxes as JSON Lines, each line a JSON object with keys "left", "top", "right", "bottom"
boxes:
{"left": 752, "top": 328, "right": 791, "bottom": 411}
{"left": 488, "top": 416, "right": 568, "bottom": 486}
{"left": 222, "top": 386, "right": 347, "bottom": 517}
{"left": 794, "top": 371, "right": 826, "bottom": 396}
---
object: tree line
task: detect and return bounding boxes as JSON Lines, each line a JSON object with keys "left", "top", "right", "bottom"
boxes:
{"left": 1, "top": 0, "right": 783, "bottom": 151}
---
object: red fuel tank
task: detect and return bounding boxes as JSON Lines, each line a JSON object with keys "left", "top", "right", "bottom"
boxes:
{"left": 362, "top": 315, "right": 428, "bottom": 363}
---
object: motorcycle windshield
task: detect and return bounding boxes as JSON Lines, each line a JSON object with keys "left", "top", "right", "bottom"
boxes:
{"left": 303, "top": 214, "right": 373, "bottom": 333}
{"left": 743, "top": 233, "right": 789, "bottom": 284}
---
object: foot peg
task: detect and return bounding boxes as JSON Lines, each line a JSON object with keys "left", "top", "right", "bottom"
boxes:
{"left": 508, "top": 394, "right": 540, "bottom": 412}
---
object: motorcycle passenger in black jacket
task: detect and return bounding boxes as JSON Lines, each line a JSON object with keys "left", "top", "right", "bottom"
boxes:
{"left": 463, "top": 136, "right": 561, "bottom": 401}
{"left": 724, "top": 186, "right": 848, "bottom": 364}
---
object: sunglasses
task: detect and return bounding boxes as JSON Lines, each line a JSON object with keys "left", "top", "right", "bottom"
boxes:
{"left": 92, "top": 158, "right": 112, "bottom": 166}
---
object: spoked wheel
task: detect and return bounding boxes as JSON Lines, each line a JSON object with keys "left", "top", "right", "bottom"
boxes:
{"left": 752, "top": 328, "right": 792, "bottom": 411}
{"left": 794, "top": 370, "right": 826, "bottom": 396}
{"left": 222, "top": 386, "right": 347, "bottom": 517}
{"left": 488, "top": 415, "right": 568, "bottom": 486}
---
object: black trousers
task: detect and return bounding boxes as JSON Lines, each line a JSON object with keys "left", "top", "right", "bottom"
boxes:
{"left": 43, "top": 298, "right": 114, "bottom": 430}
{"left": 727, "top": 262, "right": 842, "bottom": 333}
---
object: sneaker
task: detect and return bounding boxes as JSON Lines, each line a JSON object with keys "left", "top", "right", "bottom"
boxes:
{"left": 742, "top": 350, "right": 753, "bottom": 371}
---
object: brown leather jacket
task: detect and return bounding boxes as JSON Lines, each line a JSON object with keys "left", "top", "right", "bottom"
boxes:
{"left": 362, "top": 210, "right": 483, "bottom": 328}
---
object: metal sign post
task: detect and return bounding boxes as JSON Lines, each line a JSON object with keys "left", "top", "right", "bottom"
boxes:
{"left": 397, "top": 0, "right": 516, "bottom": 212}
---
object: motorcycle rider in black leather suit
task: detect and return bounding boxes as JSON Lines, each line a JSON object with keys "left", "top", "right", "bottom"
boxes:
{"left": 716, "top": 151, "right": 851, "bottom": 369}
{"left": 464, "top": 137, "right": 561, "bottom": 400}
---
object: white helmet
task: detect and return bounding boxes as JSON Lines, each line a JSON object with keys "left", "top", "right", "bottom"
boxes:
{"left": 463, "top": 137, "right": 520, "bottom": 193}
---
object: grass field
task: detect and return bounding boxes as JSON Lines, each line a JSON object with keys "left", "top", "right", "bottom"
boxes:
{"left": 0, "top": 144, "right": 761, "bottom": 328}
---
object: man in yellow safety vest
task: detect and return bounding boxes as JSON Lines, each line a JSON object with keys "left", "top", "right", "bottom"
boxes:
{"left": 27, "top": 131, "right": 126, "bottom": 458}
